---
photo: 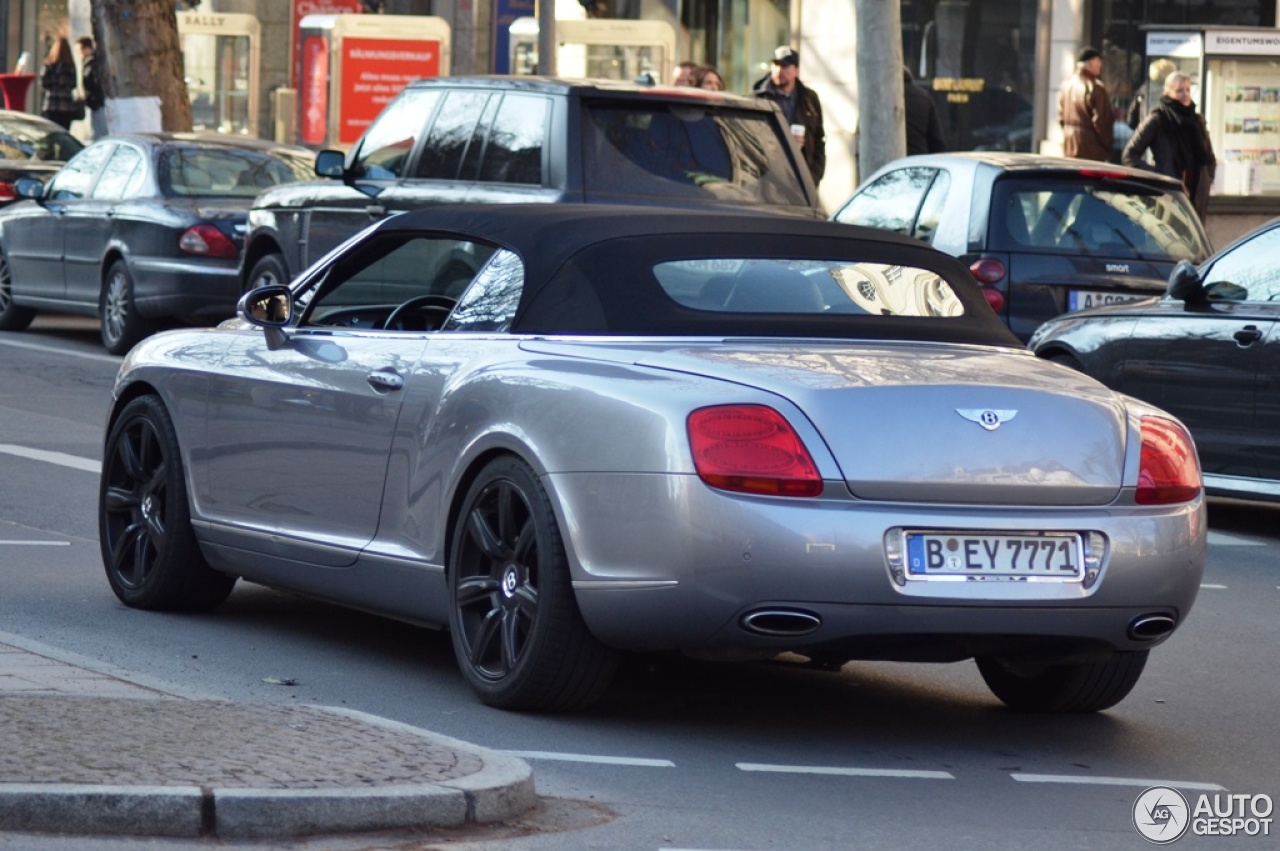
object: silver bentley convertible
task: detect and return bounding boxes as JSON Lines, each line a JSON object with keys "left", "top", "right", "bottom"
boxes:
{"left": 98, "top": 205, "right": 1206, "bottom": 713}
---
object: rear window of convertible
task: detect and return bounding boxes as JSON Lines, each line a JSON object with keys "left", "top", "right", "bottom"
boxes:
{"left": 652, "top": 259, "right": 966, "bottom": 318}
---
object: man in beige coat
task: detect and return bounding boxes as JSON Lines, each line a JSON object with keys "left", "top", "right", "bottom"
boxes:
{"left": 1058, "top": 47, "right": 1115, "bottom": 161}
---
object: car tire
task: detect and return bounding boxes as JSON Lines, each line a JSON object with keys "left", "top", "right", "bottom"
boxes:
{"left": 975, "top": 650, "right": 1149, "bottom": 713}
{"left": 99, "top": 395, "right": 236, "bottom": 612}
{"left": 448, "top": 455, "right": 620, "bottom": 711}
{"left": 247, "top": 252, "right": 289, "bottom": 291}
{"left": 1048, "top": 352, "right": 1085, "bottom": 372}
{"left": 0, "top": 250, "right": 36, "bottom": 331}
{"left": 100, "top": 260, "right": 154, "bottom": 355}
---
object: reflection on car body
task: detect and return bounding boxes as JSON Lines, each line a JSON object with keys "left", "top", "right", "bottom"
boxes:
{"left": 101, "top": 204, "right": 1204, "bottom": 714}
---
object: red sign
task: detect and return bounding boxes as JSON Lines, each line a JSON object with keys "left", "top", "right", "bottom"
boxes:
{"left": 300, "top": 35, "right": 330, "bottom": 146}
{"left": 338, "top": 37, "right": 440, "bottom": 144}
{"left": 292, "top": 0, "right": 362, "bottom": 88}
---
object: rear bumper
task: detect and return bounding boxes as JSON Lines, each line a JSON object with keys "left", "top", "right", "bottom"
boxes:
{"left": 131, "top": 257, "right": 241, "bottom": 324}
{"left": 547, "top": 471, "right": 1205, "bottom": 657}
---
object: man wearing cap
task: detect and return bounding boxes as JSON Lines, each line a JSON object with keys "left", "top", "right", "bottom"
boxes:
{"left": 754, "top": 45, "right": 826, "bottom": 186}
{"left": 1058, "top": 46, "right": 1115, "bottom": 161}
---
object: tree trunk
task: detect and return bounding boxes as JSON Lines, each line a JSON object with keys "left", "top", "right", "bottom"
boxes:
{"left": 91, "top": 0, "right": 192, "bottom": 132}
{"left": 854, "top": 0, "right": 905, "bottom": 180}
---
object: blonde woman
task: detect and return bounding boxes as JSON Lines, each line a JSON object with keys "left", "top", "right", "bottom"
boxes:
{"left": 1122, "top": 72, "right": 1216, "bottom": 220}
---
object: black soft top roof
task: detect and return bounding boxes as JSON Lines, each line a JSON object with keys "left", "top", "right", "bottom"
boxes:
{"left": 372, "top": 204, "right": 1021, "bottom": 348}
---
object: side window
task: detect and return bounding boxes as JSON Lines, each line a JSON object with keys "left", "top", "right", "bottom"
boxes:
{"left": 350, "top": 88, "right": 442, "bottom": 180}
{"left": 479, "top": 94, "right": 549, "bottom": 185}
{"left": 45, "top": 143, "right": 114, "bottom": 200}
{"left": 93, "top": 146, "right": 145, "bottom": 201}
{"left": 443, "top": 250, "right": 524, "bottom": 332}
{"left": 833, "top": 168, "right": 934, "bottom": 235}
{"left": 301, "top": 235, "right": 497, "bottom": 329}
{"left": 1202, "top": 225, "right": 1280, "bottom": 302}
{"left": 912, "top": 170, "right": 950, "bottom": 243}
{"left": 415, "top": 91, "right": 491, "bottom": 180}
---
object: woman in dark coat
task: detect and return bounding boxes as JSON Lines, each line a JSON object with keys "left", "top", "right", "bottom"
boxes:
{"left": 1122, "top": 72, "right": 1216, "bottom": 220}
{"left": 40, "top": 37, "right": 80, "bottom": 130}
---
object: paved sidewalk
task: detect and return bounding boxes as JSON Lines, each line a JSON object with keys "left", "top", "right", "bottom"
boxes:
{"left": 0, "top": 636, "right": 535, "bottom": 839}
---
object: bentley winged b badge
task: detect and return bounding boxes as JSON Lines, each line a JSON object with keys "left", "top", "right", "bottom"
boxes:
{"left": 956, "top": 409, "right": 1018, "bottom": 431}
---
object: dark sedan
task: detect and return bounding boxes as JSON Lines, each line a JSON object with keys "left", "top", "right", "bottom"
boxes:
{"left": 1030, "top": 217, "right": 1280, "bottom": 501}
{"left": 832, "top": 153, "right": 1213, "bottom": 341}
{"left": 0, "top": 109, "right": 83, "bottom": 203}
{"left": 0, "top": 133, "right": 313, "bottom": 354}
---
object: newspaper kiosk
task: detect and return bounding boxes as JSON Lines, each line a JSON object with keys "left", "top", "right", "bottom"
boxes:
{"left": 508, "top": 18, "right": 675, "bottom": 83}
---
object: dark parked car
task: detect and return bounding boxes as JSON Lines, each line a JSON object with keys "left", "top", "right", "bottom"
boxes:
{"left": 0, "top": 133, "right": 313, "bottom": 353}
{"left": 102, "top": 204, "right": 1204, "bottom": 713}
{"left": 240, "top": 76, "right": 824, "bottom": 290}
{"left": 832, "top": 152, "right": 1213, "bottom": 341}
{"left": 0, "top": 109, "right": 83, "bottom": 203}
{"left": 1030, "top": 217, "right": 1280, "bottom": 502}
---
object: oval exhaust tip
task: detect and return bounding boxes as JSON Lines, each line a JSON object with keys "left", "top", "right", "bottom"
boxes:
{"left": 740, "top": 608, "right": 822, "bottom": 637}
{"left": 1128, "top": 614, "right": 1176, "bottom": 641}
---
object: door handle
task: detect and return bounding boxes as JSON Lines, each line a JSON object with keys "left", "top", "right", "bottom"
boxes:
{"left": 1234, "top": 325, "right": 1264, "bottom": 346}
{"left": 366, "top": 204, "right": 387, "bottom": 218}
{"left": 365, "top": 369, "right": 404, "bottom": 392}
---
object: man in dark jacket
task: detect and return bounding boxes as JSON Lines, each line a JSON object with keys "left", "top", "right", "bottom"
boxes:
{"left": 753, "top": 46, "right": 825, "bottom": 186}
{"left": 903, "top": 67, "right": 946, "bottom": 155}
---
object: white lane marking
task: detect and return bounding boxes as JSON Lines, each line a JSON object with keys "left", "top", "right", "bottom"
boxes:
{"left": 0, "top": 444, "right": 101, "bottom": 474}
{"left": 0, "top": 337, "right": 120, "bottom": 364}
{"left": 1200, "top": 584, "right": 1227, "bottom": 590}
{"left": 737, "top": 763, "right": 953, "bottom": 780}
{"left": 1207, "top": 530, "right": 1266, "bottom": 547}
{"left": 1012, "top": 773, "right": 1225, "bottom": 791}
{"left": 0, "top": 541, "right": 71, "bottom": 546}
{"left": 503, "top": 751, "right": 675, "bottom": 767}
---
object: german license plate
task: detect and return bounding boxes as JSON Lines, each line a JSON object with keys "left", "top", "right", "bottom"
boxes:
{"left": 905, "top": 531, "right": 1084, "bottom": 581}
{"left": 1068, "top": 290, "right": 1149, "bottom": 311}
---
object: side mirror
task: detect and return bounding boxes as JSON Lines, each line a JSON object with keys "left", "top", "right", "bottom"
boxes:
{"left": 14, "top": 178, "right": 45, "bottom": 200}
{"left": 1166, "top": 260, "right": 1204, "bottom": 302}
{"left": 238, "top": 284, "right": 294, "bottom": 350}
{"left": 314, "top": 150, "right": 346, "bottom": 180}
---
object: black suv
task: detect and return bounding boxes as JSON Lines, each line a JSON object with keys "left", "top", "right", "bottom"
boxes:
{"left": 241, "top": 77, "right": 823, "bottom": 289}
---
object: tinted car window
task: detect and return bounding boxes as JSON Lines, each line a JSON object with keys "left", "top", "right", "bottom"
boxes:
{"left": 160, "top": 146, "right": 313, "bottom": 197}
{"left": 45, "top": 143, "right": 115, "bottom": 200}
{"left": 1201, "top": 225, "right": 1280, "bottom": 302}
{"left": 351, "top": 88, "right": 442, "bottom": 180}
{"left": 479, "top": 94, "right": 549, "bottom": 185}
{"left": 415, "top": 91, "right": 490, "bottom": 181}
{"left": 444, "top": 250, "right": 525, "bottom": 332}
{"left": 582, "top": 104, "right": 810, "bottom": 207}
{"left": 834, "top": 167, "right": 934, "bottom": 235}
{"left": 654, "top": 259, "right": 964, "bottom": 317}
{"left": 93, "top": 146, "right": 145, "bottom": 201}
{"left": 989, "top": 178, "right": 1209, "bottom": 262}
{"left": 0, "top": 119, "right": 83, "bottom": 162}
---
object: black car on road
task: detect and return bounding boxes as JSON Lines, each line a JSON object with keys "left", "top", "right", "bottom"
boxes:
{"left": 1030, "top": 217, "right": 1280, "bottom": 502}
{"left": 0, "top": 109, "right": 83, "bottom": 204}
{"left": 240, "top": 76, "right": 824, "bottom": 291}
{"left": 0, "top": 133, "right": 313, "bottom": 354}
{"left": 833, "top": 152, "right": 1212, "bottom": 341}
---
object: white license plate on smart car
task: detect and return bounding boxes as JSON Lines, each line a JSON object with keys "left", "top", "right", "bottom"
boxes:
{"left": 1068, "top": 290, "right": 1149, "bottom": 311}
{"left": 904, "top": 531, "right": 1084, "bottom": 581}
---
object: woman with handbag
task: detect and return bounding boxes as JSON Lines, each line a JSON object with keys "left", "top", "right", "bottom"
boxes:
{"left": 40, "top": 37, "right": 81, "bottom": 130}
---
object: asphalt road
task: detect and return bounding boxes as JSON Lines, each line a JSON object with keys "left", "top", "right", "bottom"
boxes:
{"left": 1, "top": 316, "right": 1278, "bottom": 850}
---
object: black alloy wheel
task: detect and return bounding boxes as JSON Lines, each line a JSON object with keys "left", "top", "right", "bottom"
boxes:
{"left": 976, "top": 650, "right": 1149, "bottom": 713}
{"left": 247, "top": 253, "right": 289, "bottom": 291}
{"left": 99, "top": 395, "right": 236, "bottom": 611}
{"left": 448, "top": 456, "right": 619, "bottom": 711}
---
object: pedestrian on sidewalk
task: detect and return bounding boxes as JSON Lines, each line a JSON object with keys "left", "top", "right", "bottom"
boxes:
{"left": 1057, "top": 46, "right": 1114, "bottom": 161}
{"left": 77, "top": 37, "right": 107, "bottom": 140}
{"left": 903, "top": 66, "right": 946, "bottom": 155}
{"left": 753, "top": 45, "right": 825, "bottom": 186}
{"left": 40, "top": 36, "right": 81, "bottom": 130}
{"left": 1123, "top": 71, "right": 1216, "bottom": 221}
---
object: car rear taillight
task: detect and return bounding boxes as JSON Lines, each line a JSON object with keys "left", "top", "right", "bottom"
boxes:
{"left": 0, "top": 182, "right": 16, "bottom": 202}
{"left": 1136, "top": 416, "right": 1201, "bottom": 505}
{"left": 968, "top": 257, "right": 1006, "bottom": 283}
{"left": 982, "top": 287, "right": 1006, "bottom": 313}
{"left": 1077, "top": 169, "right": 1131, "bottom": 180}
{"left": 687, "top": 405, "right": 823, "bottom": 497}
{"left": 179, "top": 224, "right": 238, "bottom": 258}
